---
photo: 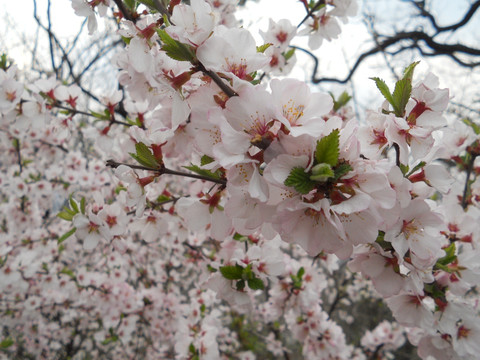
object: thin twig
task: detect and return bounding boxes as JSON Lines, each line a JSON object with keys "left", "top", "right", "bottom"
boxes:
{"left": 196, "top": 62, "right": 238, "bottom": 98}
{"left": 112, "top": 0, "right": 137, "bottom": 23}
{"left": 393, "top": 143, "right": 401, "bottom": 168}
{"left": 297, "top": 0, "right": 326, "bottom": 29}
{"left": 461, "top": 153, "right": 477, "bottom": 209}
{"left": 106, "top": 160, "right": 227, "bottom": 185}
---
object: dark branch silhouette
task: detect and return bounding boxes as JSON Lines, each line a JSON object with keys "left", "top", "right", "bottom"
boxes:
{"left": 297, "top": 0, "right": 480, "bottom": 84}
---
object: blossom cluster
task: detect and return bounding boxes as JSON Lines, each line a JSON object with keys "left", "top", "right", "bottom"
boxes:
{"left": 1, "top": 0, "right": 480, "bottom": 359}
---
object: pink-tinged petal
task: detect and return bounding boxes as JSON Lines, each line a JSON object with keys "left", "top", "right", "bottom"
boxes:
{"left": 263, "top": 154, "right": 309, "bottom": 187}
{"left": 341, "top": 211, "right": 378, "bottom": 245}
{"left": 248, "top": 167, "right": 269, "bottom": 202}
{"left": 83, "top": 233, "right": 100, "bottom": 250}
{"left": 211, "top": 210, "right": 232, "bottom": 240}
{"left": 128, "top": 38, "right": 152, "bottom": 74}
{"left": 331, "top": 193, "right": 371, "bottom": 214}
{"left": 176, "top": 198, "right": 210, "bottom": 231}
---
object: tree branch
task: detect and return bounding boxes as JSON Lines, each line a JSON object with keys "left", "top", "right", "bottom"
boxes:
{"left": 112, "top": 0, "right": 137, "bottom": 23}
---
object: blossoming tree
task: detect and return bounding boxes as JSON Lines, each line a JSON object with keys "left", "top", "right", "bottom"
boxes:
{"left": 1, "top": 0, "right": 480, "bottom": 359}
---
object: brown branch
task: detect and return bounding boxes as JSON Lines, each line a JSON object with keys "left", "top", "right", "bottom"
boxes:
{"left": 411, "top": 0, "right": 480, "bottom": 33}
{"left": 152, "top": 0, "right": 172, "bottom": 23}
{"left": 112, "top": 0, "right": 137, "bottom": 23}
{"left": 461, "top": 153, "right": 477, "bottom": 209}
{"left": 106, "top": 160, "right": 227, "bottom": 185}
{"left": 297, "top": 0, "right": 326, "bottom": 29}
{"left": 196, "top": 62, "right": 238, "bottom": 98}
{"left": 295, "top": 29, "right": 480, "bottom": 84}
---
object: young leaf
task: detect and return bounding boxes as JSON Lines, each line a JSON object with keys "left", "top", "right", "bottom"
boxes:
{"left": 0, "top": 338, "right": 14, "bottom": 349}
{"left": 233, "top": 233, "right": 248, "bottom": 242}
{"left": 69, "top": 195, "right": 79, "bottom": 213}
{"left": 331, "top": 91, "right": 352, "bottom": 112}
{"left": 219, "top": 264, "right": 244, "bottom": 280}
{"left": 124, "top": 0, "right": 136, "bottom": 9}
{"left": 333, "top": 163, "right": 353, "bottom": 180}
{"left": 391, "top": 78, "right": 411, "bottom": 117}
{"left": 315, "top": 129, "right": 340, "bottom": 167}
{"left": 284, "top": 167, "right": 316, "bottom": 194}
{"left": 80, "top": 197, "right": 86, "bottom": 215}
{"left": 58, "top": 227, "right": 77, "bottom": 244}
{"left": 247, "top": 277, "right": 265, "bottom": 290}
{"left": 399, "top": 163, "right": 409, "bottom": 176}
{"left": 184, "top": 164, "right": 221, "bottom": 180}
{"left": 403, "top": 61, "right": 420, "bottom": 83}
{"left": 297, "top": 267, "right": 305, "bottom": 279}
{"left": 236, "top": 279, "right": 246, "bottom": 291}
{"left": 310, "top": 163, "right": 334, "bottom": 182}
{"left": 130, "top": 142, "right": 160, "bottom": 169}
{"left": 370, "top": 77, "right": 395, "bottom": 108}
{"left": 200, "top": 155, "right": 215, "bottom": 166}
{"left": 406, "top": 161, "right": 426, "bottom": 178}
{"left": 462, "top": 118, "right": 480, "bottom": 135}
{"left": 57, "top": 210, "right": 74, "bottom": 221}
{"left": 157, "top": 29, "right": 195, "bottom": 62}
{"left": 257, "top": 43, "right": 272, "bottom": 53}
{"left": 391, "top": 62, "right": 419, "bottom": 117}
{"left": 59, "top": 267, "right": 76, "bottom": 279}
{"left": 206, "top": 264, "right": 217, "bottom": 273}
{"left": 283, "top": 48, "right": 295, "bottom": 61}
{"left": 136, "top": 0, "right": 156, "bottom": 11}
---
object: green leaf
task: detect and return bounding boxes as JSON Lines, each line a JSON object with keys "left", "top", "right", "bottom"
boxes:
{"left": 156, "top": 194, "right": 171, "bottom": 203}
{"left": 219, "top": 264, "right": 244, "bottom": 280}
{"left": 333, "top": 163, "right": 353, "bottom": 180}
{"left": 403, "top": 61, "right": 420, "bottom": 83}
{"left": 90, "top": 111, "right": 110, "bottom": 120}
{"left": 371, "top": 77, "right": 395, "bottom": 109}
{"left": 331, "top": 91, "right": 352, "bottom": 112}
{"left": 297, "top": 267, "right": 305, "bottom": 279}
{"left": 310, "top": 163, "right": 334, "bottom": 182}
{"left": 406, "top": 161, "right": 426, "bottom": 178}
{"left": 236, "top": 279, "right": 246, "bottom": 291}
{"left": 390, "top": 62, "right": 419, "bottom": 117}
{"left": 58, "top": 227, "right": 76, "bottom": 244}
{"left": 284, "top": 167, "right": 316, "bottom": 194}
{"left": 256, "top": 43, "right": 272, "bottom": 53}
{"left": 130, "top": 142, "right": 160, "bottom": 169}
{"left": 137, "top": 0, "right": 156, "bottom": 10}
{"left": 0, "top": 338, "right": 14, "bottom": 349}
{"left": 247, "top": 277, "right": 265, "bottom": 290}
{"left": 184, "top": 164, "right": 221, "bottom": 180}
{"left": 391, "top": 78, "right": 412, "bottom": 117}
{"left": 0, "top": 53, "right": 10, "bottom": 70}
{"left": 80, "top": 197, "right": 86, "bottom": 215}
{"left": 157, "top": 29, "right": 195, "bottom": 62}
{"left": 69, "top": 195, "right": 79, "bottom": 213}
{"left": 462, "top": 118, "right": 480, "bottom": 135}
{"left": 59, "top": 267, "right": 76, "bottom": 279}
{"left": 436, "top": 243, "right": 457, "bottom": 266}
{"left": 57, "top": 210, "right": 74, "bottom": 221}
{"left": 124, "top": 0, "right": 136, "bottom": 9}
{"left": 233, "top": 233, "right": 248, "bottom": 242}
{"left": 315, "top": 129, "right": 340, "bottom": 167}
{"left": 206, "top": 264, "right": 217, "bottom": 273}
{"left": 101, "top": 335, "right": 118, "bottom": 346}
{"left": 399, "top": 163, "right": 409, "bottom": 176}
{"left": 283, "top": 48, "right": 295, "bottom": 61}
{"left": 200, "top": 155, "right": 215, "bottom": 166}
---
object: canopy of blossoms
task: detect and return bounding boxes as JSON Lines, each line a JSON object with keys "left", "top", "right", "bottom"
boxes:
{"left": 1, "top": 0, "right": 480, "bottom": 359}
